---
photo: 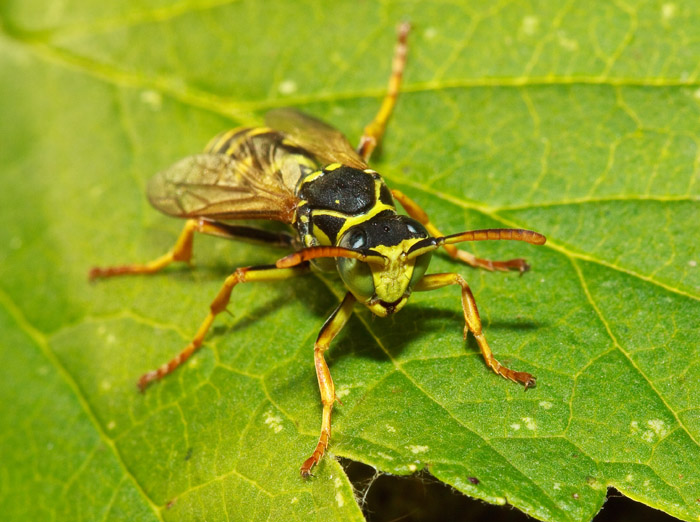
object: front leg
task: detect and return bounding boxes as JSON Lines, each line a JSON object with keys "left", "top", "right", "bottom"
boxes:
{"left": 392, "top": 189, "right": 531, "bottom": 273}
{"left": 415, "top": 273, "right": 535, "bottom": 388}
{"left": 139, "top": 263, "right": 310, "bottom": 391}
{"left": 301, "top": 292, "right": 356, "bottom": 477}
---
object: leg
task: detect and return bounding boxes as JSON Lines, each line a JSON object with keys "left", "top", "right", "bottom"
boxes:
{"left": 415, "top": 273, "right": 535, "bottom": 388}
{"left": 89, "top": 218, "right": 293, "bottom": 279}
{"left": 357, "top": 22, "right": 411, "bottom": 162}
{"left": 392, "top": 189, "right": 530, "bottom": 272}
{"left": 300, "top": 292, "right": 356, "bottom": 478}
{"left": 139, "top": 263, "right": 310, "bottom": 391}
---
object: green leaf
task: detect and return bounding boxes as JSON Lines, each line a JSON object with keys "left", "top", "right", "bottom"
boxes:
{"left": 1, "top": 1, "right": 699, "bottom": 521}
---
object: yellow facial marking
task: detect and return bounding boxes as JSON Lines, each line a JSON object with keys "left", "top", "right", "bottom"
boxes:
{"left": 359, "top": 237, "right": 425, "bottom": 316}
{"left": 311, "top": 226, "right": 331, "bottom": 246}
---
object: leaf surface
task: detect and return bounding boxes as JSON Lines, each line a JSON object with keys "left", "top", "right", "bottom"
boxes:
{"left": 1, "top": 1, "right": 699, "bottom": 521}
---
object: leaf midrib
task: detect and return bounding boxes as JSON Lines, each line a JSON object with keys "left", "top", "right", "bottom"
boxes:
{"left": 6, "top": 30, "right": 696, "bottom": 304}
{"left": 4, "top": 30, "right": 700, "bottom": 128}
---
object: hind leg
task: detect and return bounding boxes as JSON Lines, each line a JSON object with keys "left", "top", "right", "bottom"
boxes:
{"left": 89, "top": 218, "right": 293, "bottom": 279}
{"left": 357, "top": 22, "right": 411, "bottom": 162}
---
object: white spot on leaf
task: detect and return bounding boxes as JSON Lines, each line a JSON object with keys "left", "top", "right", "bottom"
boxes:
{"left": 521, "top": 16, "right": 539, "bottom": 36}
{"left": 278, "top": 80, "right": 297, "bottom": 95}
{"left": 263, "top": 410, "right": 283, "bottom": 433}
{"left": 336, "top": 385, "right": 351, "bottom": 399}
{"left": 140, "top": 90, "right": 162, "bottom": 110}
{"left": 539, "top": 401, "right": 553, "bottom": 410}
{"left": 662, "top": 3, "right": 677, "bottom": 20}
{"left": 647, "top": 419, "right": 669, "bottom": 437}
{"left": 407, "top": 445, "right": 429, "bottom": 454}
{"left": 557, "top": 30, "right": 579, "bottom": 51}
{"left": 522, "top": 417, "right": 537, "bottom": 430}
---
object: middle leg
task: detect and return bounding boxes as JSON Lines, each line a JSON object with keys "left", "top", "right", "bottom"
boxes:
{"left": 300, "top": 292, "right": 356, "bottom": 477}
{"left": 415, "top": 273, "right": 535, "bottom": 388}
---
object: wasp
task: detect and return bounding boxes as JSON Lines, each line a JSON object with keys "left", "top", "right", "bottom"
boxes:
{"left": 90, "top": 23, "right": 546, "bottom": 477}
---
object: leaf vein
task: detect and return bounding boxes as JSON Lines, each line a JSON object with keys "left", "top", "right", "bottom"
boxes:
{"left": 569, "top": 258, "right": 700, "bottom": 450}
{"left": 0, "top": 286, "right": 164, "bottom": 521}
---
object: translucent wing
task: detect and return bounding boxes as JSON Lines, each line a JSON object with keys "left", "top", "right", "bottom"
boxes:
{"left": 265, "top": 108, "right": 368, "bottom": 169}
{"left": 147, "top": 153, "right": 298, "bottom": 223}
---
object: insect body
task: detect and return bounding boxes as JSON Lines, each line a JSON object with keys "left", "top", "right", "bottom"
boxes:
{"left": 90, "top": 24, "right": 546, "bottom": 477}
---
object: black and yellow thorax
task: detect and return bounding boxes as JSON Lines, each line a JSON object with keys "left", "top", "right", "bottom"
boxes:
{"left": 205, "top": 127, "right": 403, "bottom": 273}
{"left": 293, "top": 163, "right": 397, "bottom": 266}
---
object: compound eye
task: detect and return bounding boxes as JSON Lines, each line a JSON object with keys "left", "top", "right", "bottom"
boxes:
{"left": 400, "top": 216, "right": 429, "bottom": 239}
{"left": 337, "top": 227, "right": 374, "bottom": 300}
{"left": 348, "top": 230, "right": 367, "bottom": 249}
{"left": 409, "top": 251, "right": 432, "bottom": 288}
{"left": 337, "top": 257, "right": 375, "bottom": 300}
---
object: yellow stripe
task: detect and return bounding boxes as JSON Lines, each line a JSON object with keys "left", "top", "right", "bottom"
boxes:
{"left": 336, "top": 203, "right": 394, "bottom": 238}
{"left": 309, "top": 199, "right": 395, "bottom": 242}
{"left": 312, "top": 227, "right": 331, "bottom": 246}
{"left": 225, "top": 127, "right": 275, "bottom": 156}
{"left": 303, "top": 177, "right": 398, "bottom": 242}
{"left": 246, "top": 126, "right": 275, "bottom": 138}
{"left": 205, "top": 126, "right": 278, "bottom": 154}
{"left": 204, "top": 128, "right": 240, "bottom": 152}
{"left": 297, "top": 169, "right": 325, "bottom": 188}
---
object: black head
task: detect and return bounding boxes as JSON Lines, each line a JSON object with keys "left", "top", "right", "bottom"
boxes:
{"left": 336, "top": 213, "right": 433, "bottom": 316}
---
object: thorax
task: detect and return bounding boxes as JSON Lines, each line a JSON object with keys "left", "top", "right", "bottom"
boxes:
{"left": 293, "top": 164, "right": 396, "bottom": 271}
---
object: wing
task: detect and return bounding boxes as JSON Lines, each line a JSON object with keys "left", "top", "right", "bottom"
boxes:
{"left": 147, "top": 153, "right": 298, "bottom": 223}
{"left": 265, "top": 108, "right": 368, "bottom": 170}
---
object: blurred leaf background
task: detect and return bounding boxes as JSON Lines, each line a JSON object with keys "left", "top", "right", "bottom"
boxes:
{"left": 1, "top": 1, "right": 699, "bottom": 521}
